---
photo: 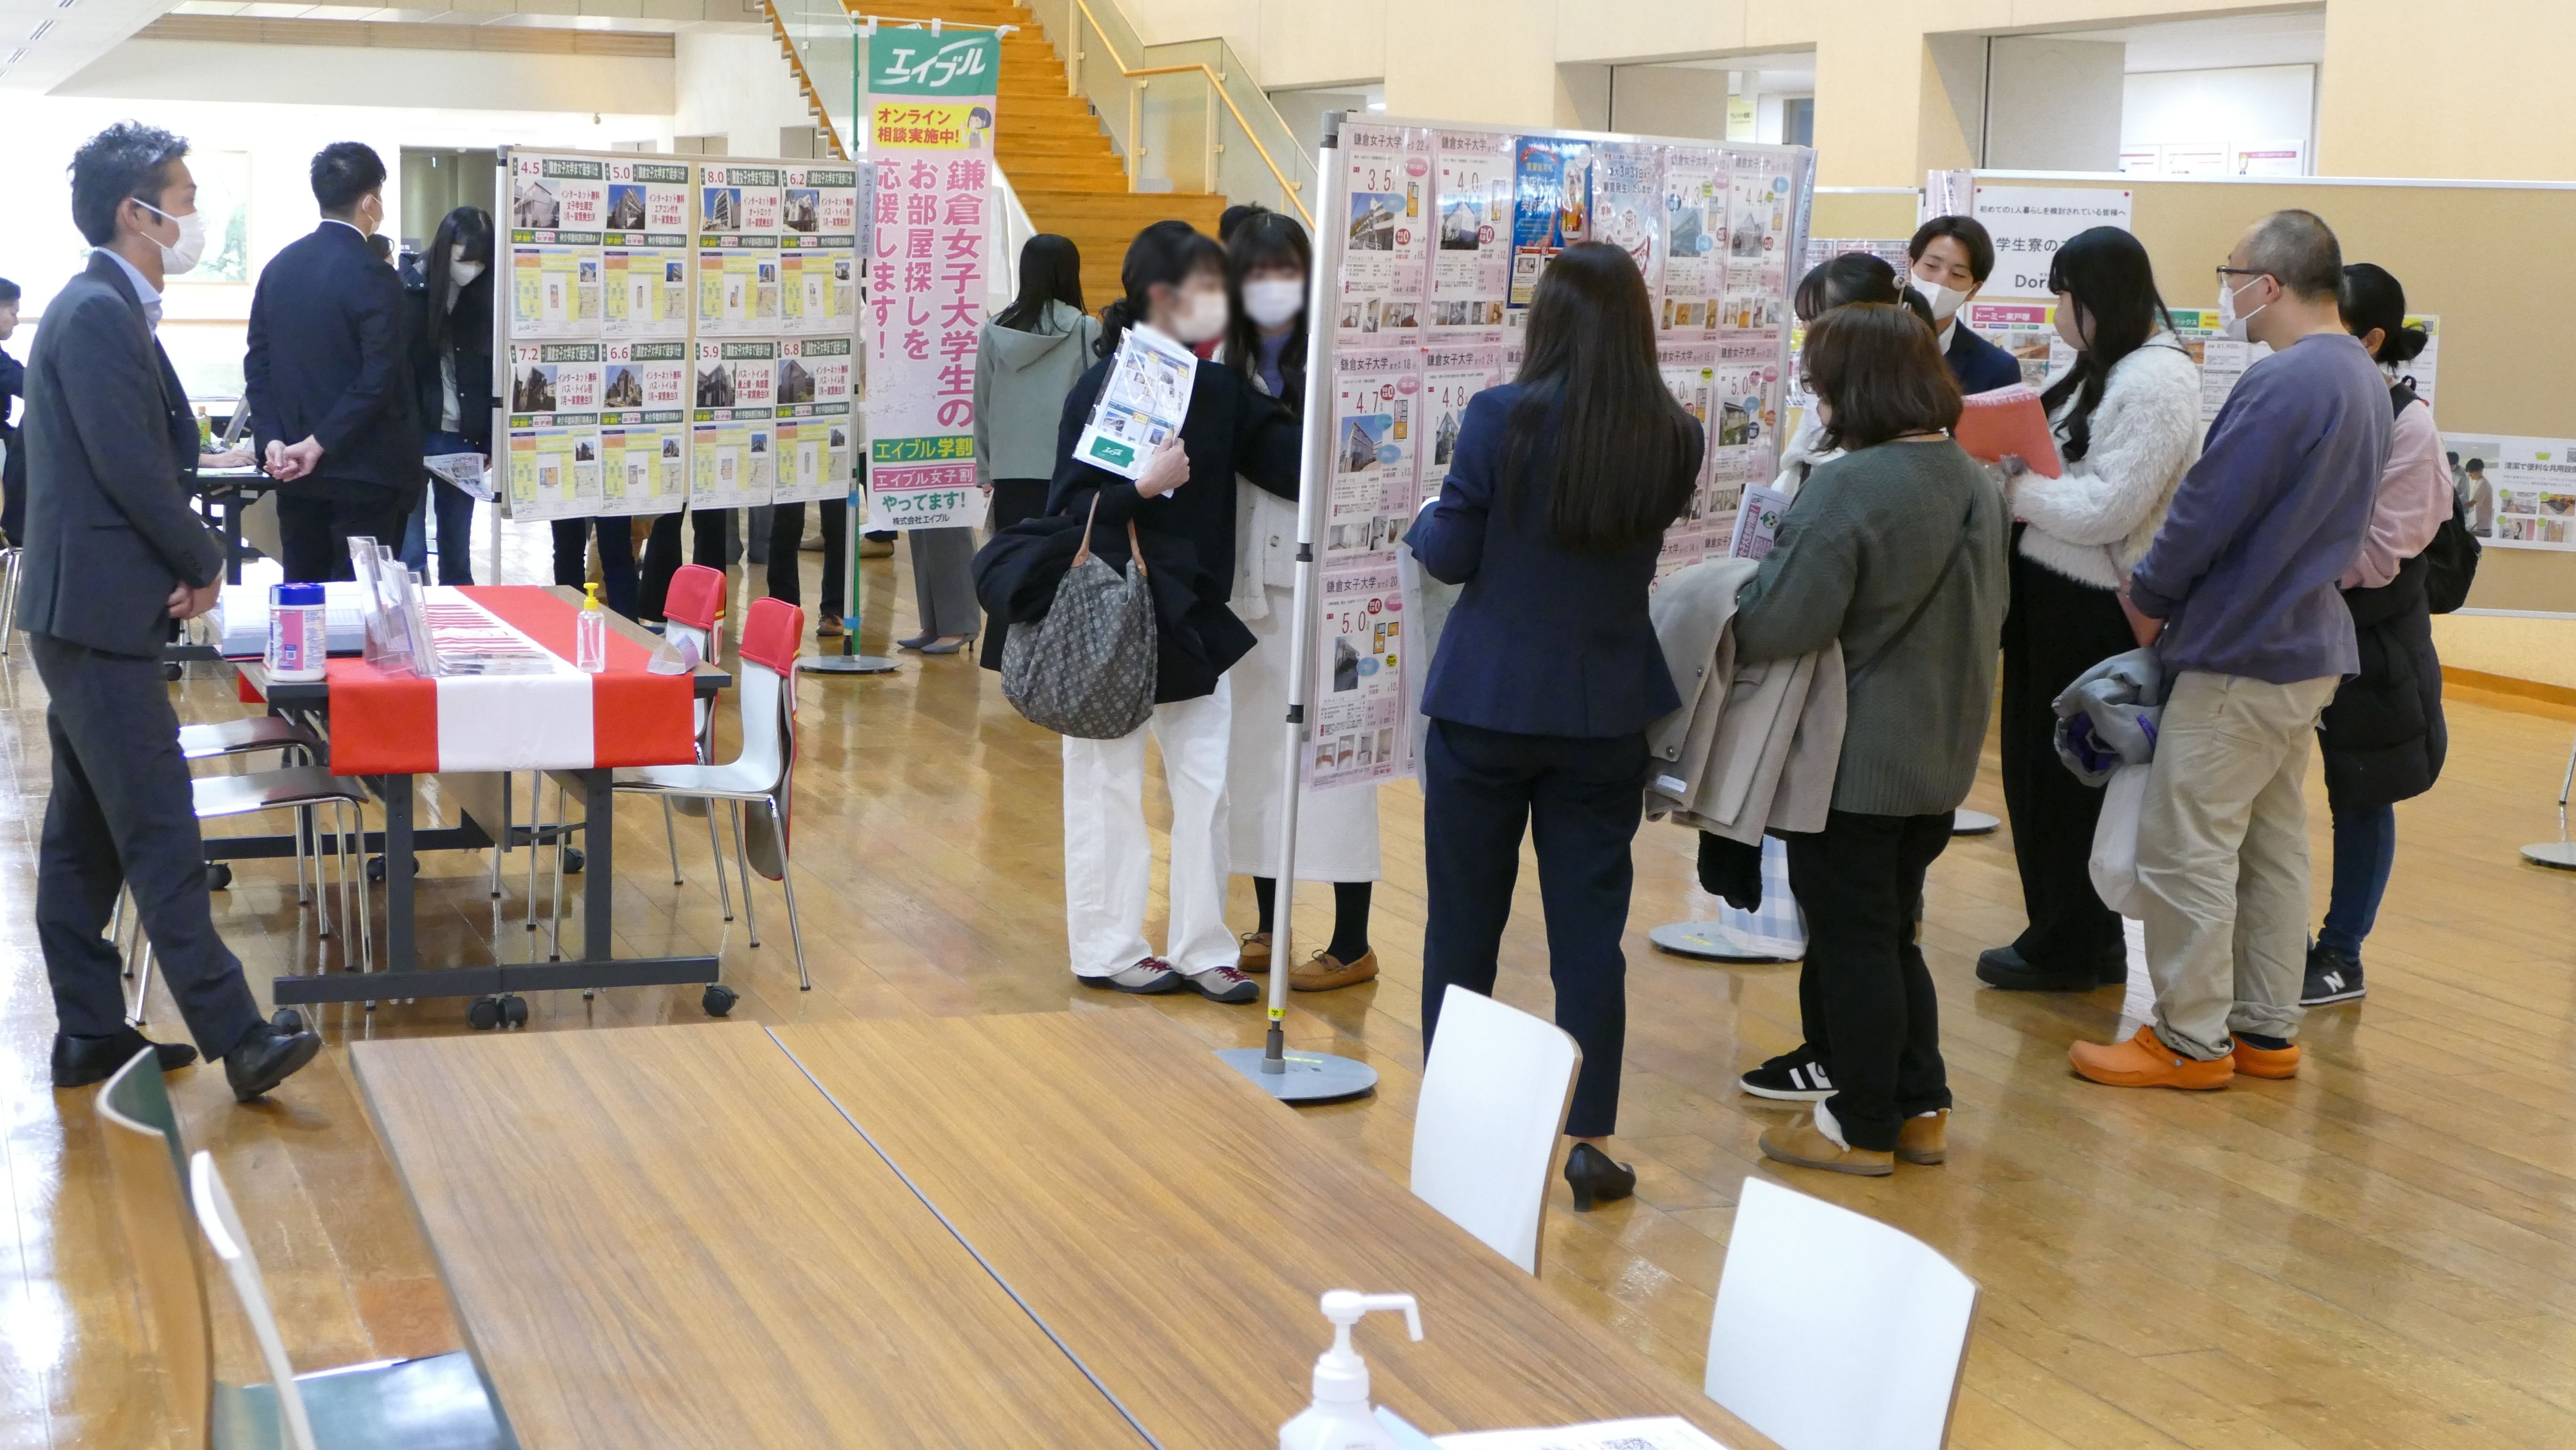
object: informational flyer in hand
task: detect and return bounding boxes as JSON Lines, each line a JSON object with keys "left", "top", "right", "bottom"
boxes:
{"left": 502, "top": 342, "right": 602, "bottom": 520}
{"left": 1658, "top": 146, "right": 1724, "bottom": 334}
{"left": 1307, "top": 562, "right": 1410, "bottom": 790}
{"left": 1325, "top": 347, "right": 1421, "bottom": 568}
{"left": 1419, "top": 344, "right": 1505, "bottom": 486}
{"left": 1592, "top": 143, "right": 1665, "bottom": 306}
{"left": 508, "top": 156, "right": 604, "bottom": 342}
{"left": 1509, "top": 136, "right": 1591, "bottom": 314}
{"left": 2441, "top": 433, "right": 2576, "bottom": 548}
{"left": 1071, "top": 321, "right": 1196, "bottom": 480}
{"left": 598, "top": 340, "right": 688, "bottom": 515}
{"left": 780, "top": 165, "right": 859, "bottom": 336}
{"left": 772, "top": 337, "right": 856, "bottom": 504}
{"left": 1726, "top": 482, "right": 1791, "bottom": 561}
{"left": 1961, "top": 300, "right": 2075, "bottom": 389}
{"left": 690, "top": 339, "right": 777, "bottom": 508}
{"left": 1968, "top": 185, "right": 2133, "bottom": 299}
{"left": 1428, "top": 129, "right": 1513, "bottom": 343}
{"left": 602, "top": 159, "right": 690, "bottom": 340}
{"left": 697, "top": 164, "right": 783, "bottom": 337}
{"left": 1333, "top": 123, "right": 1429, "bottom": 347}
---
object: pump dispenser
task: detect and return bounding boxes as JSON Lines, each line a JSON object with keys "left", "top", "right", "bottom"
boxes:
{"left": 1281, "top": 1289, "right": 1422, "bottom": 1450}
{"left": 575, "top": 582, "right": 609, "bottom": 673}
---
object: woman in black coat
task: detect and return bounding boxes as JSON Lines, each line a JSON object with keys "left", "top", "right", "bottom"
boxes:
{"left": 401, "top": 206, "right": 496, "bottom": 586}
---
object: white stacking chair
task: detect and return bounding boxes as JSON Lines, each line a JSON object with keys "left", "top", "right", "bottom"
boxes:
{"left": 1704, "top": 1177, "right": 1980, "bottom": 1450}
{"left": 0, "top": 541, "right": 21, "bottom": 656}
{"left": 1409, "top": 984, "right": 1580, "bottom": 1274}
{"left": 652, "top": 561, "right": 733, "bottom": 920}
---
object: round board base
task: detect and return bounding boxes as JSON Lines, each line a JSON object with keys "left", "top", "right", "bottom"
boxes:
{"left": 1213, "top": 1047, "right": 1378, "bottom": 1104}
{"left": 1650, "top": 920, "right": 1800, "bottom": 964}
{"left": 2521, "top": 841, "right": 2576, "bottom": 870}
{"left": 1953, "top": 809, "right": 2000, "bottom": 836}
{"left": 798, "top": 654, "right": 899, "bottom": 676}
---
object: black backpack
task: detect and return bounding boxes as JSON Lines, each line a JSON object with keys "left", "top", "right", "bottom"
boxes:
{"left": 2391, "top": 379, "right": 2479, "bottom": 613}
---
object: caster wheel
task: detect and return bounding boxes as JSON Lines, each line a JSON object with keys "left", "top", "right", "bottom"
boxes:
{"left": 270, "top": 1007, "right": 305, "bottom": 1035}
{"left": 467, "top": 998, "right": 501, "bottom": 1031}
{"left": 369, "top": 855, "right": 386, "bottom": 884}
{"left": 500, "top": 995, "right": 530, "bottom": 1028}
{"left": 563, "top": 846, "right": 585, "bottom": 876}
{"left": 162, "top": 662, "right": 183, "bottom": 682}
{"left": 205, "top": 862, "right": 234, "bottom": 892}
{"left": 702, "top": 984, "right": 739, "bottom": 1017}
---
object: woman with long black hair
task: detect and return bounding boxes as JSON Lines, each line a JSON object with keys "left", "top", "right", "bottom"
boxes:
{"left": 1046, "top": 220, "right": 1301, "bottom": 1001}
{"left": 963, "top": 234, "right": 1096, "bottom": 662}
{"left": 1976, "top": 225, "right": 2201, "bottom": 993}
{"left": 1407, "top": 242, "right": 1701, "bottom": 1209}
{"left": 401, "top": 206, "right": 496, "bottom": 585}
{"left": 1218, "top": 211, "right": 1383, "bottom": 992}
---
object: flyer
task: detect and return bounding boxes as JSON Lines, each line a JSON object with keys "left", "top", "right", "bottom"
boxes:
{"left": 1961, "top": 300, "right": 2074, "bottom": 390}
{"left": 1592, "top": 142, "right": 1665, "bottom": 305}
{"left": 604, "top": 158, "right": 690, "bottom": 235}
{"left": 1428, "top": 130, "right": 1512, "bottom": 343}
{"left": 1307, "top": 562, "right": 1410, "bottom": 790}
{"left": 1725, "top": 483, "right": 1791, "bottom": 562}
{"left": 603, "top": 243, "right": 687, "bottom": 339}
{"left": 1968, "top": 185, "right": 2133, "bottom": 299}
{"left": 691, "top": 338, "right": 777, "bottom": 509}
{"left": 1333, "top": 123, "right": 1429, "bottom": 347}
{"left": 1419, "top": 344, "right": 1505, "bottom": 486}
{"left": 1657, "top": 339, "right": 1717, "bottom": 523}
{"left": 698, "top": 163, "right": 783, "bottom": 338}
{"left": 1658, "top": 146, "right": 1724, "bottom": 334}
{"left": 1509, "top": 136, "right": 1590, "bottom": 313}
{"left": 772, "top": 337, "right": 856, "bottom": 504}
{"left": 507, "top": 155, "right": 604, "bottom": 343}
{"left": 1325, "top": 348, "right": 1421, "bottom": 568}
{"left": 509, "top": 153, "right": 607, "bottom": 234}
{"left": 1708, "top": 360, "right": 1779, "bottom": 519}
{"left": 598, "top": 340, "right": 687, "bottom": 516}
{"left": 781, "top": 165, "right": 860, "bottom": 336}
{"left": 2441, "top": 434, "right": 2576, "bottom": 548}
{"left": 1718, "top": 151, "right": 1792, "bottom": 344}
{"left": 781, "top": 249, "right": 859, "bottom": 337}
{"left": 1071, "top": 321, "right": 1196, "bottom": 480}
{"left": 700, "top": 163, "right": 782, "bottom": 238}
{"left": 501, "top": 342, "right": 602, "bottom": 521}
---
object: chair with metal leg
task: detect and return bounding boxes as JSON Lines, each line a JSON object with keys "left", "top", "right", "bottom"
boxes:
{"left": 0, "top": 543, "right": 21, "bottom": 657}
{"left": 613, "top": 596, "right": 808, "bottom": 992}
{"left": 656, "top": 563, "right": 733, "bottom": 918}
{"left": 181, "top": 715, "right": 325, "bottom": 899}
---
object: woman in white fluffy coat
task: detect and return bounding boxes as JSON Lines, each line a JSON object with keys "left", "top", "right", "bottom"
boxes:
{"left": 1979, "top": 226, "right": 2202, "bottom": 993}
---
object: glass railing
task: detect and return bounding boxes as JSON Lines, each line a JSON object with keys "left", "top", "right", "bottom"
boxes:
{"left": 769, "top": 0, "right": 860, "bottom": 157}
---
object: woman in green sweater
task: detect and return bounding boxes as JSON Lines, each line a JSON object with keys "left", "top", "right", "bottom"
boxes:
{"left": 1731, "top": 302, "right": 2011, "bottom": 1177}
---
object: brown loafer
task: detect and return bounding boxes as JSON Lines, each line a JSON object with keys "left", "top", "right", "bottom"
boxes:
{"left": 1237, "top": 931, "right": 1271, "bottom": 973}
{"left": 1289, "top": 948, "right": 1379, "bottom": 992}
{"left": 1758, "top": 1119, "right": 1894, "bottom": 1177}
{"left": 1895, "top": 1109, "right": 1948, "bottom": 1165}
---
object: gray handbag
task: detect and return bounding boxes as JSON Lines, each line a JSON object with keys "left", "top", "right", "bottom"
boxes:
{"left": 1000, "top": 493, "right": 1159, "bottom": 739}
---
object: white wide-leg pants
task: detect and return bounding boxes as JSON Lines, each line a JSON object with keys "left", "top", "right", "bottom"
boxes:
{"left": 1062, "top": 677, "right": 1234, "bottom": 978}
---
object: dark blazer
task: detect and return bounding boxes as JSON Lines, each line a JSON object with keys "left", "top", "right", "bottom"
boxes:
{"left": 1406, "top": 384, "right": 1700, "bottom": 738}
{"left": 0, "top": 342, "right": 25, "bottom": 541}
{"left": 18, "top": 251, "right": 224, "bottom": 658}
{"left": 1046, "top": 354, "right": 1301, "bottom": 592}
{"left": 1945, "top": 320, "right": 2023, "bottom": 395}
{"left": 402, "top": 263, "right": 497, "bottom": 451}
{"left": 245, "top": 222, "right": 418, "bottom": 494}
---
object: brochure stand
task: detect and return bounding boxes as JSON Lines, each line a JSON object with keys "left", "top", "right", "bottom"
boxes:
{"left": 799, "top": 483, "right": 899, "bottom": 676}
{"left": 2520, "top": 733, "right": 2576, "bottom": 870}
{"left": 1215, "top": 120, "right": 1379, "bottom": 1104}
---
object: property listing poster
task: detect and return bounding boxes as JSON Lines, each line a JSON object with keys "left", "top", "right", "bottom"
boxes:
{"left": 502, "top": 342, "right": 602, "bottom": 521}
{"left": 1428, "top": 129, "right": 1511, "bottom": 343}
{"left": 691, "top": 340, "right": 777, "bottom": 508}
{"left": 1592, "top": 143, "right": 1665, "bottom": 307}
{"left": 1708, "top": 360, "right": 1780, "bottom": 531}
{"left": 697, "top": 164, "right": 783, "bottom": 338}
{"left": 1961, "top": 301, "right": 2075, "bottom": 389}
{"left": 1655, "top": 340, "right": 1717, "bottom": 580}
{"left": 602, "top": 159, "right": 689, "bottom": 340}
{"left": 598, "top": 340, "right": 688, "bottom": 516}
{"left": 1325, "top": 347, "right": 1420, "bottom": 568}
{"left": 1419, "top": 344, "right": 1505, "bottom": 488}
{"left": 1786, "top": 238, "right": 1911, "bottom": 416}
{"left": 1718, "top": 150, "right": 1793, "bottom": 343}
{"left": 1968, "top": 185, "right": 2133, "bottom": 298}
{"left": 1509, "top": 136, "right": 1591, "bottom": 314}
{"left": 780, "top": 165, "right": 859, "bottom": 336}
{"left": 2441, "top": 435, "right": 2576, "bottom": 548}
{"left": 1310, "top": 563, "right": 1410, "bottom": 790}
{"left": 1334, "top": 123, "right": 1429, "bottom": 347}
{"left": 863, "top": 28, "right": 999, "bottom": 530}
{"left": 1658, "top": 147, "right": 1724, "bottom": 334}
{"left": 507, "top": 155, "right": 604, "bottom": 341}
{"left": 773, "top": 337, "right": 856, "bottom": 504}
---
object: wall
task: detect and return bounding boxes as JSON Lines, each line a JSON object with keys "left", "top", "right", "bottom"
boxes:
{"left": 1984, "top": 37, "right": 2123, "bottom": 171}
{"left": 2123, "top": 64, "right": 2312, "bottom": 151}
{"left": 1606, "top": 65, "right": 1729, "bottom": 140}
{"left": 56, "top": 37, "right": 673, "bottom": 115}
{"left": 673, "top": 29, "right": 816, "bottom": 157}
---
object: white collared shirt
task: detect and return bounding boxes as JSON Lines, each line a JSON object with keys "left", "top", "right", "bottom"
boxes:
{"left": 322, "top": 218, "right": 365, "bottom": 238}
{"left": 1933, "top": 317, "right": 1956, "bottom": 356}
{"left": 92, "top": 246, "right": 163, "bottom": 331}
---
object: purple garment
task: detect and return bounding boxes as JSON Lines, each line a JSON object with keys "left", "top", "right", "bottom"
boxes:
{"left": 2128, "top": 333, "right": 2388, "bottom": 685}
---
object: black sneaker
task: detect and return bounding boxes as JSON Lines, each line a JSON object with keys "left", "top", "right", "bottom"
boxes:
{"left": 2301, "top": 946, "right": 2366, "bottom": 1006}
{"left": 1739, "top": 1047, "right": 1835, "bottom": 1102}
{"left": 1976, "top": 942, "right": 2126, "bottom": 991}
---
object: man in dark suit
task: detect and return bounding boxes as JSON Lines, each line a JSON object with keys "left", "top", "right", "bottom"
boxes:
{"left": 1903, "top": 215, "right": 2024, "bottom": 396}
{"left": 0, "top": 275, "right": 24, "bottom": 544}
{"left": 245, "top": 141, "right": 417, "bottom": 581}
{"left": 23, "top": 121, "right": 321, "bottom": 1097}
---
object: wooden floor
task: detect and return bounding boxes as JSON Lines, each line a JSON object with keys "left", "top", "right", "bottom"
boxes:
{"left": 9, "top": 520, "right": 2576, "bottom": 1448}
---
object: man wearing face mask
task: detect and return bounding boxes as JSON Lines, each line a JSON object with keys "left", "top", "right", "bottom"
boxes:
{"left": 244, "top": 140, "right": 419, "bottom": 581}
{"left": 1903, "top": 215, "right": 2022, "bottom": 395}
{"left": 2069, "top": 209, "right": 2387, "bottom": 1092}
{"left": 19, "top": 121, "right": 324, "bottom": 1098}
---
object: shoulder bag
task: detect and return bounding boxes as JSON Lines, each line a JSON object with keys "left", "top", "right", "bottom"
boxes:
{"left": 1000, "top": 492, "right": 1159, "bottom": 739}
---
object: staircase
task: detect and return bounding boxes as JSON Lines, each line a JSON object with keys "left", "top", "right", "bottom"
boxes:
{"left": 765, "top": 0, "right": 1226, "bottom": 306}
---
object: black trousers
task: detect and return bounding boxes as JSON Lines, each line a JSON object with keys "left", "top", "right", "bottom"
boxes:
{"left": 1783, "top": 809, "right": 1953, "bottom": 1151}
{"left": 1997, "top": 547, "right": 2137, "bottom": 970}
{"left": 31, "top": 632, "right": 261, "bottom": 1056}
{"left": 979, "top": 478, "right": 1050, "bottom": 669}
{"left": 1419, "top": 718, "right": 1647, "bottom": 1139}
{"left": 277, "top": 484, "right": 412, "bottom": 583}
{"left": 549, "top": 516, "right": 639, "bottom": 618}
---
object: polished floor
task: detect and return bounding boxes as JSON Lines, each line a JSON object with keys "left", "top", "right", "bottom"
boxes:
{"left": 9, "top": 521, "right": 2576, "bottom": 1448}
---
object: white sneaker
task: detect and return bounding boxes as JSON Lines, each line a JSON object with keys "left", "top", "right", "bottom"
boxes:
{"left": 1180, "top": 963, "right": 1259, "bottom": 1003}
{"left": 1079, "top": 958, "right": 1184, "bottom": 994}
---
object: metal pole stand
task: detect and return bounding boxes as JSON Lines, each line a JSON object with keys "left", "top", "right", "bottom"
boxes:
{"left": 1648, "top": 920, "right": 1800, "bottom": 964}
{"left": 2520, "top": 730, "right": 2576, "bottom": 870}
{"left": 799, "top": 483, "right": 897, "bottom": 677}
{"left": 1952, "top": 810, "right": 1999, "bottom": 836}
{"left": 1215, "top": 119, "right": 1376, "bottom": 1106}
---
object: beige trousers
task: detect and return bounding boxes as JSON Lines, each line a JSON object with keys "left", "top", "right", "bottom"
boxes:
{"left": 2137, "top": 670, "right": 2339, "bottom": 1060}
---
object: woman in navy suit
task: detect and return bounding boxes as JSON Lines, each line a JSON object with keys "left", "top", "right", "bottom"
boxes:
{"left": 1405, "top": 242, "right": 1703, "bottom": 1211}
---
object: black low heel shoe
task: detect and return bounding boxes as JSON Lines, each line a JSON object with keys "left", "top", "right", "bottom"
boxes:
{"left": 1563, "top": 1142, "right": 1637, "bottom": 1212}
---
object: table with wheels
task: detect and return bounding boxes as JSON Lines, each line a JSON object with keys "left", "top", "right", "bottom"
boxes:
{"left": 217, "top": 585, "right": 734, "bottom": 1026}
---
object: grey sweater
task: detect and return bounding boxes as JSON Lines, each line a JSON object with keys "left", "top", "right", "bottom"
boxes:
{"left": 1733, "top": 438, "right": 2009, "bottom": 817}
{"left": 972, "top": 301, "right": 1101, "bottom": 484}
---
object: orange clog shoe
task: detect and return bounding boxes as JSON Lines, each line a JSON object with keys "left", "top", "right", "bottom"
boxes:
{"left": 2070, "top": 1025, "right": 2235, "bottom": 1090}
{"left": 2230, "top": 1037, "right": 2301, "bottom": 1079}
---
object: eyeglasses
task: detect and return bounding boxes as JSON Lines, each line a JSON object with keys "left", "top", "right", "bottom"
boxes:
{"left": 2214, "top": 266, "right": 2268, "bottom": 282}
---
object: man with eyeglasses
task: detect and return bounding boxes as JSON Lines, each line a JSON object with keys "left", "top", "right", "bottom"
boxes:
{"left": 2069, "top": 208, "right": 2387, "bottom": 1092}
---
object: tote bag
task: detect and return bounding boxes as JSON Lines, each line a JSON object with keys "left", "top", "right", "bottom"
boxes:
{"left": 1000, "top": 494, "right": 1159, "bottom": 740}
{"left": 2089, "top": 762, "right": 2151, "bottom": 920}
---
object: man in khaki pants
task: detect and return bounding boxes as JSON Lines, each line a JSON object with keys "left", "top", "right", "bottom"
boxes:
{"left": 2070, "top": 210, "right": 2390, "bottom": 1090}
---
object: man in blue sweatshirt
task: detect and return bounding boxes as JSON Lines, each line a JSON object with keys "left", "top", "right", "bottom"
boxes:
{"left": 2071, "top": 209, "right": 2388, "bottom": 1090}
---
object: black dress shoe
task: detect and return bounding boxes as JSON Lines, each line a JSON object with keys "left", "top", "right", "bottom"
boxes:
{"left": 1975, "top": 943, "right": 2125, "bottom": 992}
{"left": 51, "top": 1028, "right": 200, "bottom": 1089}
{"left": 1562, "top": 1141, "right": 1637, "bottom": 1212}
{"left": 223, "top": 1022, "right": 322, "bottom": 1102}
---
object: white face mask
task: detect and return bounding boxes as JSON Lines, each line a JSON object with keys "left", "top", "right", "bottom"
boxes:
{"left": 1242, "top": 277, "right": 1304, "bottom": 330}
{"left": 1907, "top": 272, "right": 1969, "bottom": 323}
{"left": 138, "top": 200, "right": 206, "bottom": 276}
{"left": 1170, "top": 287, "right": 1229, "bottom": 344}
{"left": 449, "top": 246, "right": 486, "bottom": 288}
{"left": 2216, "top": 273, "right": 2268, "bottom": 342}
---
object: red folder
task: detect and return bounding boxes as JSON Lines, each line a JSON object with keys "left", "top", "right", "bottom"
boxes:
{"left": 1952, "top": 384, "right": 2063, "bottom": 478}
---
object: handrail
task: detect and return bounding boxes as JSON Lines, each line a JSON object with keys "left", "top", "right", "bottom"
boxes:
{"left": 764, "top": 4, "right": 850, "bottom": 158}
{"left": 1064, "top": 0, "right": 1312, "bottom": 226}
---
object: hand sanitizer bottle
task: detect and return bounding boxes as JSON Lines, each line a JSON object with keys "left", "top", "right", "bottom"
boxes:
{"left": 1280, "top": 1290, "right": 1422, "bottom": 1450}
{"left": 576, "top": 582, "right": 609, "bottom": 673}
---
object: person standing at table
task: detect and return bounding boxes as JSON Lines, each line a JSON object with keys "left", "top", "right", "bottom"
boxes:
{"left": 0, "top": 275, "right": 24, "bottom": 546}
{"left": 22, "top": 121, "right": 321, "bottom": 1098}
{"left": 400, "top": 205, "right": 495, "bottom": 586}
{"left": 1903, "top": 215, "right": 2022, "bottom": 395}
{"left": 245, "top": 141, "right": 418, "bottom": 581}
{"left": 1407, "top": 242, "right": 1702, "bottom": 1210}
{"left": 974, "top": 234, "right": 1095, "bottom": 667}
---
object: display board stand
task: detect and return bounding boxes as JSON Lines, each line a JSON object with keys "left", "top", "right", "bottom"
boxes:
{"left": 800, "top": 483, "right": 899, "bottom": 676}
{"left": 2521, "top": 733, "right": 2576, "bottom": 870}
